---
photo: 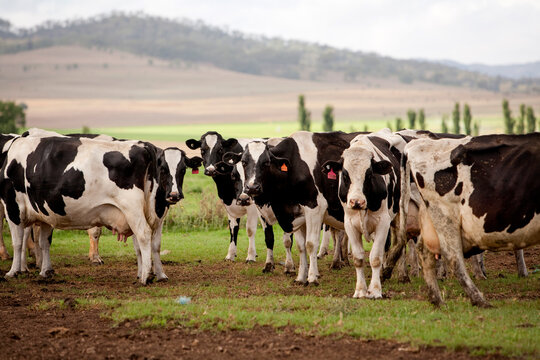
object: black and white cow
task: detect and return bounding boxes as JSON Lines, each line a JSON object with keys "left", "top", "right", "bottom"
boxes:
{"left": 321, "top": 129, "right": 407, "bottom": 298}
{"left": 0, "top": 130, "right": 201, "bottom": 283}
{"left": 400, "top": 132, "right": 540, "bottom": 306}
{"left": 186, "top": 132, "right": 263, "bottom": 263}
{"left": 232, "top": 131, "right": 363, "bottom": 284}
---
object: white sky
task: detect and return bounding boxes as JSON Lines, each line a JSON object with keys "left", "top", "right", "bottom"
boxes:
{"left": 2, "top": 0, "right": 540, "bottom": 65}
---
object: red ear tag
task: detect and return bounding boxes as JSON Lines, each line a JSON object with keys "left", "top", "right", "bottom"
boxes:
{"left": 281, "top": 163, "right": 288, "bottom": 172}
{"left": 192, "top": 168, "right": 199, "bottom": 174}
{"left": 327, "top": 168, "right": 337, "bottom": 180}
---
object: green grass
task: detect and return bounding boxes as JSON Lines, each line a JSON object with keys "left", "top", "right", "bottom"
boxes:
{"left": 52, "top": 115, "right": 507, "bottom": 143}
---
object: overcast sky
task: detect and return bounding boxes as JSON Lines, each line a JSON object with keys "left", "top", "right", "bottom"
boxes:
{"left": 2, "top": 0, "right": 540, "bottom": 65}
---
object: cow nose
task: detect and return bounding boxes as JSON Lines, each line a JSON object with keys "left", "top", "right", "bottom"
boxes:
{"left": 167, "top": 192, "right": 182, "bottom": 204}
{"left": 204, "top": 167, "right": 215, "bottom": 177}
{"left": 349, "top": 199, "right": 366, "bottom": 210}
{"left": 236, "top": 193, "right": 251, "bottom": 206}
{"left": 245, "top": 184, "right": 261, "bottom": 196}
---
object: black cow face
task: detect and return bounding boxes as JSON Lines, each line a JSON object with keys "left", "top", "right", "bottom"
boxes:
{"left": 186, "top": 132, "right": 240, "bottom": 177}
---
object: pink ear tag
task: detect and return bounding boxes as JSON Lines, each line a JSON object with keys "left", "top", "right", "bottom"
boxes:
{"left": 327, "top": 168, "right": 337, "bottom": 180}
{"left": 192, "top": 168, "right": 199, "bottom": 174}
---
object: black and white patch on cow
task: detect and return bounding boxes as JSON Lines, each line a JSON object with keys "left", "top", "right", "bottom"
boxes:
{"left": 1, "top": 130, "right": 200, "bottom": 284}
{"left": 186, "top": 132, "right": 264, "bottom": 262}
{"left": 401, "top": 133, "right": 540, "bottom": 307}
{"left": 322, "top": 129, "right": 405, "bottom": 298}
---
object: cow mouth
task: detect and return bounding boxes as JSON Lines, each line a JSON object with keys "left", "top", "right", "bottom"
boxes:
{"left": 237, "top": 198, "right": 251, "bottom": 206}
{"left": 166, "top": 194, "right": 182, "bottom": 204}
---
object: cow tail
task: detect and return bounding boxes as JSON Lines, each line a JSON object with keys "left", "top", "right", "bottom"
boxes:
{"left": 398, "top": 151, "right": 411, "bottom": 248}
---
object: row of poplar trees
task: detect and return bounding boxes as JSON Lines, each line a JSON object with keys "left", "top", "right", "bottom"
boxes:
{"left": 502, "top": 99, "right": 537, "bottom": 134}
{"left": 298, "top": 94, "right": 335, "bottom": 132}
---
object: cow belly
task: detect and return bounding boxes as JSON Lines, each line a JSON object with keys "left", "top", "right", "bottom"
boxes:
{"left": 461, "top": 211, "right": 540, "bottom": 252}
{"left": 323, "top": 212, "right": 344, "bottom": 230}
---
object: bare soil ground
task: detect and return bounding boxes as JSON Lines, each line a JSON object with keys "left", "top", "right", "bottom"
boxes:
{"left": 1, "top": 46, "right": 537, "bottom": 129}
{"left": 0, "top": 247, "right": 538, "bottom": 360}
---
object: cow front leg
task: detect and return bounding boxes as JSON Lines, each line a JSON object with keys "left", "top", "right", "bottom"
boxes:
{"left": 305, "top": 213, "right": 323, "bottom": 285}
{"left": 225, "top": 217, "right": 240, "bottom": 261}
{"left": 151, "top": 222, "right": 168, "bottom": 282}
{"left": 5, "top": 223, "right": 24, "bottom": 278}
{"left": 346, "top": 219, "right": 367, "bottom": 298}
{"left": 470, "top": 253, "right": 487, "bottom": 280}
{"left": 19, "top": 227, "right": 33, "bottom": 273}
{"left": 317, "top": 225, "right": 331, "bottom": 259}
{"left": 283, "top": 233, "right": 295, "bottom": 274}
{"left": 331, "top": 229, "right": 344, "bottom": 269}
{"left": 294, "top": 227, "right": 308, "bottom": 284}
{"left": 132, "top": 235, "right": 143, "bottom": 279}
{"left": 261, "top": 219, "right": 275, "bottom": 273}
{"left": 37, "top": 224, "right": 54, "bottom": 278}
{"left": 88, "top": 227, "right": 104, "bottom": 265}
{"left": 245, "top": 207, "right": 258, "bottom": 263}
{"left": 367, "top": 222, "right": 390, "bottom": 299}
{"left": 515, "top": 249, "right": 528, "bottom": 277}
{"left": 131, "top": 222, "right": 153, "bottom": 284}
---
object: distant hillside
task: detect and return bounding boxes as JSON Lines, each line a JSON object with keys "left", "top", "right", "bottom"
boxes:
{"left": 438, "top": 59, "right": 540, "bottom": 80}
{"left": 1, "top": 12, "right": 539, "bottom": 93}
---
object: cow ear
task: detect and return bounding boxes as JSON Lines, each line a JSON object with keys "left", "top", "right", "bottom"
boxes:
{"left": 268, "top": 150, "right": 290, "bottom": 172}
{"left": 214, "top": 161, "right": 234, "bottom": 174}
{"left": 223, "top": 151, "right": 242, "bottom": 165}
{"left": 372, "top": 160, "right": 393, "bottom": 175}
{"left": 186, "top": 156, "right": 203, "bottom": 169}
{"left": 222, "top": 138, "right": 239, "bottom": 149}
{"left": 186, "top": 139, "right": 202, "bottom": 150}
{"left": 321, "top": 160, "right": 342, "bottom": 175}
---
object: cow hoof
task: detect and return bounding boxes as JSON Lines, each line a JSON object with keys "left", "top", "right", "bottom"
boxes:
{"left": 224, "top": 257, "right": 235, "bottom": 262}
{"left": 245, "top": 259, "right": 256, "bottom": 264}
{"left": 308, "top": 280, "right": 320, "bottom": 287}
{"left": 330, "top": 261, "right": 344, "bottom": 270}
{"left": 5, "top": 271, "right": 21, "bottom": 279}
{"left": 262, "top": 263, "right": 275, "bottom": 273}
{"left": 91, "top": 258, "right": 104, "bottom": 266}
{"left": 367, "top": 292, "right": 382, "bottom": 299}
{"left": 317, "top": 250, "right": 328, "bottom": 259}
{"left": 294, "top": 279, "right": 308, "bottom": 286}
{"left": 472, "top": 299, "right": 493, "bottom": 308}
{"left": 156, "top": 276, "right": 169, "bottom": 283}
{"left": 353, "top": 291, "right": 368, "bottom": 299}
{"left": 40, "top": 269, "right": 55, "bottom": 278}
{"left": 284, "top": 268, "right": 296, "bottom": 276}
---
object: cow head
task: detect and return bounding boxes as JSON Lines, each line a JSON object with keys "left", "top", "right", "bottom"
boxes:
{"left": 162, "top": 147, "right": 203, "bottom": 204}
{"left": 186, "top": 132, "right": 241, "bottom": 177}
{"left": 323, "top": 146, "right": 392, "bottom": 211}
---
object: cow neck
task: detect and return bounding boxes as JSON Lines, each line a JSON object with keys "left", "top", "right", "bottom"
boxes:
{"left": 212, "top": 173, "right": 237, "bottom": 206}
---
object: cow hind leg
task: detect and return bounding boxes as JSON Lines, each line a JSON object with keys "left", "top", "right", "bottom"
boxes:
{"left": 5, "top": 224, "right": 25, "bottom": 278}
{"left": 130, "top": 222, "right": 154, "bottom": 285}
{"left": 88, "top": 227, "right": 104, "bottom": 265}
{"left": 132, "top": 236, "right": 143, "bottom": 279}
{"left": 283, "top": 233, "right": 295, "bottom": 274}
{"left": 262, "top": 220, "right": 275, "bottom": 273}
{"left": 452, "top": 253, "right": 491, "bottom": 307}
{"left": 245, "top": 208, "right": 258, "bottom": 263}
{"left": 396, "top": 245, "right": 410, "bottom": 283}
{"left": 37, "top": 224, "right": 54, "bottom": 278}
{"left": 515, "top": 249, "right": 528, "bottom": 277}
{"left": 340, "top": 233, "right": 349, "bottom": 266}
{"left": 151, "top": 223, "right": 168, "bottom": 282}
{"left": 294, "top": 228, "right": 308, "bottom": 284}
{"left": 417, "top": 239, "right": 444, "bottom": 306}
{"left": 317, "top": 225, "right": 331, "bottom": 259}
{"left": 407, "top": 239, "right": 420, "bottom": 277}
{"left": 19, "top": 227, "right": 33, "bottom": 273}
{"left": 0, "top": 219, "right": 10, "bottom": 261}
{"left": 470, "top": 253, "right": 487, "bottom": 280}
{"left": 331, "top": 228, "right": 344, "bottom": 270}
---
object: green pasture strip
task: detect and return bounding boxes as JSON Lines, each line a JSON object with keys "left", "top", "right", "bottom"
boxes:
{"left": 52, "top": 115, "right": 505, "bottom": 143}
{"left": 106, "top": 297, "right": 538, "bottom": 357}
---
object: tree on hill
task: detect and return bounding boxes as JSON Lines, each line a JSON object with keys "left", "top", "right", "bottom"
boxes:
{"left": 463, "top": 103, "right": 472, "bottom": 135}
{"left": 526, "top": 106, "right": 536, "bottom": 133}
{"left": 516, "top": 104, "right": 526, "bottom": 134}
{"left": 452, "top": 102, "right": 460, "bottom": 134}
{"left": 502, "top": 99, "right": 515, "bottom": 134}
{"left": 0, "top": 100, "right": 26, "bottom": 133}
{"left": 441, "top": 114, "right": 449, "bottom": 133}
{"left": 407, "top": 109, "right": 416, "bottom": 129}
{"left": 418, "top": 109, "right": 426, "bottom": 130}
{"left": 395, "top": 117, "right": 403, "bottom": 131}
{"left": 298, "top": 95, "right": 311, "bottom": 131}
{"left": 322, "top": 105, "right": 334, "bottom": 132}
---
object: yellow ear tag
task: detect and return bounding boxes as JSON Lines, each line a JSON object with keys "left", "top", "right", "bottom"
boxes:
{"left": 281, "top": 163, "right": 288, "bottom": 172}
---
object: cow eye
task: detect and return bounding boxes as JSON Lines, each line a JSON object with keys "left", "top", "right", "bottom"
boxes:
{"left": 241, "top": 160, "right": 247, "bottom": 167}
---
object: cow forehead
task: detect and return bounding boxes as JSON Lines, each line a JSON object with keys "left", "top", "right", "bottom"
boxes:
{"left": 246, "top": 142, "right": 266, "bottom": 162}
{"left": 204, "top": 134, "right": 219, "bottom": 151}
{"left": 164, "top": 149, "right": 183, "bottom": 168}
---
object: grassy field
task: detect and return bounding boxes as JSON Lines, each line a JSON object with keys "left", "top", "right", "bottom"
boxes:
{"left": 1, "top": 173, "right": 539, "bottom": 358}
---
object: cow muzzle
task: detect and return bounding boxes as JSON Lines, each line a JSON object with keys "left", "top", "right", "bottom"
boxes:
{"left": 245, "top": 184, "right": 262, "bottom": 197}
{"left": 204, "top": 166, "right": 216, "bottom": 177}
{"left": 167, "top": 192, "right": 183, "bottom": 204}
{"left": 348, "top": 198, "right": 366, "bottom": 210}
{"left": 236, "top": 193, "right": 251, "bottom": 206}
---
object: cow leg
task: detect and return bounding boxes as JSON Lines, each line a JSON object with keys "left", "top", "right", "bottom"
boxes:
{"left": 225, "top": 217, "right": 240, "bottom": 261}
{"left": 381, "top": 231, "right": 405, "bottom": 281}
{"left": 5, "top": 223, "right": 25, "bottom": 278}
{"left": 0, "top": 216, "right": 10, "bottom": 260}
{"left": 407, "top": 239, "right": 420, "bottom": 277}
{"left": 347, "top": 221, "right": 368, "bottom": 298}
{"left": 30, "top": 225, "right": 42, "bottom": 269}
{"left": 340, "top": 233, "right": 349, "bottom": 266}
{"left": 88, "top": 227, "right": 104, "bottom": 265}
{"left": 37, "top": 224, "right": 54, "bottom": 278}
{"left": 470, "top": 253, "right": 487, "bottom": 280}
{"left": 283, "top": 232, "right": 295, "bottom": 274}
{"left": 331, "top": 228, "right": 344, "bottom": 269}
{"left": 417, "top": 238, "right": 444, "bottom": 306}
{"left": 128, "top": 217, "right": 154, "bottom": 284}
{"left": 245, "top": 207, "right": 258, "bottom": 263}
{"left": 132, "top": 236, "right": 143, "bottom": 279}
{"left": 515, "top": 249, "right": 528, "bottom": 277}
{"left": 294, "top": 227, "right": 308, "bottom": 284}
{"left": 261, "top": 219, "right": 275, "bottom": 273}
{"left": 151, "top": 222, "right": 168, "bottom": 282}
{"left": 450, "top": 250, "right": 491, "bottom": 307}
{"left": 19, "top": 227, "right": 33, "bottom": 273}
{"left": 317, "top": 225, "right": 331, "bottom": 259}
{"left": 396, "top": 244, "right": 410, "bottom": 283}
{"left": 305, "top": 211, "right": 323, "bottom": 285}
{"left": 367, "top": 221, "right": 391, "bottom": 299}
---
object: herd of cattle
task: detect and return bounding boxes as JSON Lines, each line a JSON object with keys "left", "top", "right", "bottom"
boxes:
{"left": 0, "top": 128, "right": 538, "bottom": 308}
